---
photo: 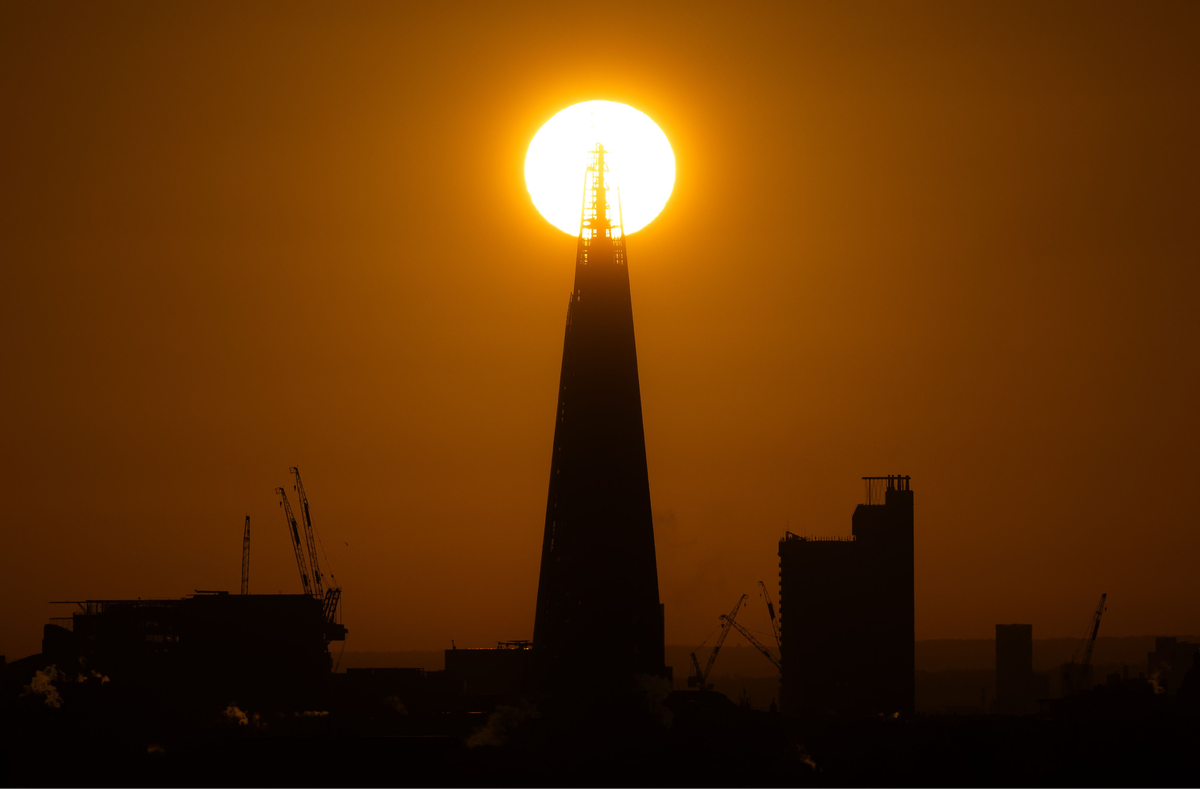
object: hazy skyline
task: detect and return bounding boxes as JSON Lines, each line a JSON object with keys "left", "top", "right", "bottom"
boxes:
{"left": 2, "top": 1, "right": 1198, "bottom": 660}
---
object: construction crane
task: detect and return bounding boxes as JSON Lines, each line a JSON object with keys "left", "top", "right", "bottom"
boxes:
{"left": 1062, "top": 593, "right": 1107, "bottom": 695}
{"left": 276, "top": 487, "right": 313, "bottom": 596}
{"left": 240, "top": 516, "right": 250, "bottom": 595}
{"left": 289, "top": 466, "right": 324, "bottom": 598}
{"left": 688, "top": 594, "right": 748, "bottom": 691}
{"left": 288, "top": 467, "right": 344, "bottom": 632}
{"left": 759, "top": 580, "right": 780, "bottom": 652}
{"left": 322, "top": 587, "right": 342, "bottom": 626}
{"left": 724, "top": 615, "right": 782, "bottom": 672}
{"left": 1081, "top": 593, "right": 1107, "bottom": 668}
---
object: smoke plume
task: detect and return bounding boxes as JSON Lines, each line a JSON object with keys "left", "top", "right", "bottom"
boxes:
{"left": 224, "top": 705, "right": 250, "bottom": 725}
{"left": 22, "top": 666, "right": 63, "bottom": 708}
{"left": 465, "top": 701, "right": 540, "bottom": 748}
{"left": 637, "top": 674, "right": 674, "bottom": 729}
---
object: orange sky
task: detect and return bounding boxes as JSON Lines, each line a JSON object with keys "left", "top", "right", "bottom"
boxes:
{"left": 2, "top": 1, "right": 1197, "bottom": 660}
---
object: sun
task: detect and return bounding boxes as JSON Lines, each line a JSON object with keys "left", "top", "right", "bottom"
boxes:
{"left": 525, "top": 101, "right": 675, "bottom": 236}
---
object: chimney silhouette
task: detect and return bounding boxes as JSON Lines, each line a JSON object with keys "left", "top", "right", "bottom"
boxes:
{"left": 532, "top": 144, "right": 667, "bottom": 694}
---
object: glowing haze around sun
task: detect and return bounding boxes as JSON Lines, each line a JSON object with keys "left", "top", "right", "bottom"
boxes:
{"left": 525, "top": 101, "right": 675, "bottom": 236}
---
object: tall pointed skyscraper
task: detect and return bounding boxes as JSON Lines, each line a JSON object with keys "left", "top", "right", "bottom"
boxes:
{"left": 533, "top": 145, "right": 667, "bottom": 692}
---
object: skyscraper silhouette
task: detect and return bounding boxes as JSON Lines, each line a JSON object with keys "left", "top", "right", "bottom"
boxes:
{"left": 533, "top": 145, "right": 667, "bottom": 694}
{"left": 778, "top": 475, "right": 915, "bottom": 716}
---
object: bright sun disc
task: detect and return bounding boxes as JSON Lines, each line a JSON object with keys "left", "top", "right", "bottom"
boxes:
{"left": 525, "top": 101, "right": 675, "bottom": 236}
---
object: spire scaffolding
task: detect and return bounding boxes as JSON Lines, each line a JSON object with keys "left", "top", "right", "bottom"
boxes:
{"left": 578, "top": 144, "right": 626, "bottom": 267}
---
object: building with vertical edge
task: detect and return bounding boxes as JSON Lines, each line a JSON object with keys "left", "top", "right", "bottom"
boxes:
{"left": 532, "top": 144, "right": 667, "bottom": 696}
{"left": 42, "top": 592, "right": 344, "bottom": 710}
{"left": 777, "top": 475, "right": 915, "bottom": 715}
{"left": 995, "top": 624, "right": 1036, "bottom": 714}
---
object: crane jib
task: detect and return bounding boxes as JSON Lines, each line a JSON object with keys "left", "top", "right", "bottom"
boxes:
{"left": 290, "top": 466, "right": 326, "bottom": 598}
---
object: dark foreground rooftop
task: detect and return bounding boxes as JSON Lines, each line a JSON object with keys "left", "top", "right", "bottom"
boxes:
{"left": 3, "top": 682, "right": 1199, "bottom": 787}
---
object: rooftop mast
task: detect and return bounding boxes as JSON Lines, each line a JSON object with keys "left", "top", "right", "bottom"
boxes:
{"left": 240, "top": 516, "right": 250, "bottom": 595}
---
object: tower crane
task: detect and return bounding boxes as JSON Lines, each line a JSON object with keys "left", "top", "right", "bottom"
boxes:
{"left": 289, "top": 466, "right": 324, "bottom": 598}
{"left": 1062, "top": 593, "right": 1107, "bottom": 695}
{"left": 240, "top": 516, "right": 250, "bottom": 595}
{"left": 276, "top": 487, "right": 313, "bottom": 596}
{"left": 688, "top": 594, "right": 748, "bottom": 691}
{"left": 724, "top": 615, "right": 782, "bottom": 672}
{"left": 759, "top": 580, "right": 780, "bottom": 652}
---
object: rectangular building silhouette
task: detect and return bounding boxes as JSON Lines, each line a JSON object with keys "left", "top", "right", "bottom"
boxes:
{"left": 995, "top": 624, "right": 1037, "bottom": 714}
{"left": 43, "top": 592, "right": 343, "bottom": 710}
{"left": 777, "top": 475, "right": 915, "bottom": 715}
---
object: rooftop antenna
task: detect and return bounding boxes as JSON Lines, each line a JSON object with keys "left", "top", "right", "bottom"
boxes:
{"left": 240, "top": 516, "right": 250, "bottom": 595}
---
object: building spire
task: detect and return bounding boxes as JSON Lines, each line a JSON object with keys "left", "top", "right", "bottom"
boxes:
{"left": 577, "top": 144, "right": 626, "bottom": 268}
{"left": 535, "top": 140, "right": 661, "bottom": 697}
{"left": 580, "top": 143, "right": 622, "bottom": 244}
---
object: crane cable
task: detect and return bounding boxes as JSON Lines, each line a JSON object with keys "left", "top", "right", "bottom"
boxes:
{"left": 693, "top": 623, "right": 722, "bottom": 652}
{"left": 313, "top": 524, "right": 339, "bottom": 590}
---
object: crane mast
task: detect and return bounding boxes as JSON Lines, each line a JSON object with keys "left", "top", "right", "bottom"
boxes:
{"left": 276, "top": 487, "right": 313, "bottom": 596}
{"left": 289, "top": 466, "right": 324, "bottom": 598}
{"left": 688, "top": 594, "right": 748, "bottom": 691}
{"left": 1081, "top": 593, "right": 1107, "bottom": 669}
{"left": 240, "top": 515, "right": 250, "bottom": 595}
{"left": 1062, "top": 592, "right": 1107, "bottom": 695}
{"left": 759, "top": 580, "right": 781, "bottom": 652}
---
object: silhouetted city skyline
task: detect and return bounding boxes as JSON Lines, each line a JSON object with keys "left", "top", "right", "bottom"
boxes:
{"left": 2, "top": 1, "right": 1198, "bottom": 786}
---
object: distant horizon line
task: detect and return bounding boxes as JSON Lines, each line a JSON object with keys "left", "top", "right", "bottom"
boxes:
{"left": 337, "top": 634, "right": 1200, "bottom": 652}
